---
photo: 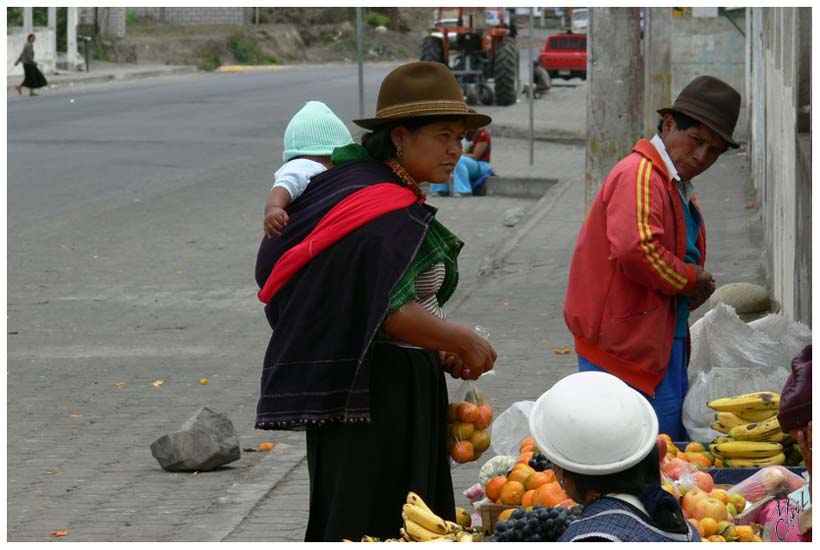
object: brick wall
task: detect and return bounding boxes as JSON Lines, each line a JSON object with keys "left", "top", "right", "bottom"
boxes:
{"left": 127, "top": 7, "right": 250, "bottom": 25}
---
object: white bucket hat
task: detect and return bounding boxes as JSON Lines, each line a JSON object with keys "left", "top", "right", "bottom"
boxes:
{"left": 529, "top": 371, "right": 659, "bottom": 475}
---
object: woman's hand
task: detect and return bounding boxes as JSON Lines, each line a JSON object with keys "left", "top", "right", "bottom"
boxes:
{"left": 384, "top": 302, "right": 497, "bottom": 380}
{"left": 451, "top": 325, "right": 496, "bottom": 380}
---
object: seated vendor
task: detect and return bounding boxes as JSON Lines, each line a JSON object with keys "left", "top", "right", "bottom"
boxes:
{"left": 529, "top": 371, "right": 701, "bottom": 542}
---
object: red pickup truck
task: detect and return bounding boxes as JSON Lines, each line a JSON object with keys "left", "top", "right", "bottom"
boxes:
{"left": 538, "top": 33, "right": 587, "bottom": 80}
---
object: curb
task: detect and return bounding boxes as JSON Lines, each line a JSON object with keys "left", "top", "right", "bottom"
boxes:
{"left": 490, "top": 123, "right": 586, "bottom": 145}
{"left": 175, "top": 442, "right": 308, "bottom": 542}
{"left": 484, "top": 176, "right": 559, "bottom": 199}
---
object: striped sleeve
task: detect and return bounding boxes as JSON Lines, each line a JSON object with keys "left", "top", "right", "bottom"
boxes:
{"left": 605, "top": 158, "right": 696, "bottom": 295}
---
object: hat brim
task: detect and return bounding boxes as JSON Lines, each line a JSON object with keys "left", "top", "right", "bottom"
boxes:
{"left": 353, "top": 111, "right": 491, "bottom": 131}
{"left": 657, "top": 107, "right": 740, "bottom": 149}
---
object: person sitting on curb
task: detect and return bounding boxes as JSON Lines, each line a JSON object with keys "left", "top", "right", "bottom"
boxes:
{"left": 430, "top": 110, "right": 492, "bottom": 197}
{"left": 529, "top": 371, "right": 701, "bottom": 542}
{"left": 564, "top": 75, "right": 743, "bottom": 440}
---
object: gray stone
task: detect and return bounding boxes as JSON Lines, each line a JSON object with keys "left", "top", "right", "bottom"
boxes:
{"left": 502, "top": 207, "right": 526, "bottom": 227}
{"left": 150, "top": 407, "right": 240, "bottom": 472}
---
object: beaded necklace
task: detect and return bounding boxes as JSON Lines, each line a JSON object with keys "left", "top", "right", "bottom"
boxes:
{"left": 386, "top": 158, "right": 424, "bottom": 201}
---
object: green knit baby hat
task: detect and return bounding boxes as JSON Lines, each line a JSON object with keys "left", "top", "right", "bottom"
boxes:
{"left": 282, "top": 101, "right": 354, "bottom": 162}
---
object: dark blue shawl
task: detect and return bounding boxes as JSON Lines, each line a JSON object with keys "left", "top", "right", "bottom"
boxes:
{"left": 254, "top": 160, "right": 435, "bottom": 429}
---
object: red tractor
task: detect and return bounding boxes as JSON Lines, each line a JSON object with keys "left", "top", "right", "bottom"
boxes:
{"left": 420, "top": 7, "right": 519, "bottom": 106}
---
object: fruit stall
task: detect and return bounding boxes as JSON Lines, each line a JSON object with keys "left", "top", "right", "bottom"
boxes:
{"left": 347, "top": 390, "right": 809, "bottom": 542}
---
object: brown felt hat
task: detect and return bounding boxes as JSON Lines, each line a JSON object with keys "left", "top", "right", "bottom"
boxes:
{"left": 658, "top": 75, "right": 741, "bottom": 148}
{"left": 353, "top": 62, "right": 491, "bottom": 130}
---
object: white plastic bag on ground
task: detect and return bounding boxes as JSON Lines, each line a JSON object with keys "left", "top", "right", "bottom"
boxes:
{"left": 490, "top": 400, "right": 535, "bottom": 457}
{"left": 682, "top": 304, "right": 810, "bottom": 442}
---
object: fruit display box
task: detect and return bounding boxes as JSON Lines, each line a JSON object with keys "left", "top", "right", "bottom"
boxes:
{"left": 673, "top": 441, "right": 805, "bottom": 485}
{"left": 478, "top": 503, "right": 518, "bottom": 535}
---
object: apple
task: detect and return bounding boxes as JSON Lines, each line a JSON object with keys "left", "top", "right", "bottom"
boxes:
{"left": 693, "top": 497, "right": 729, "bottom": 523}
{"left": 694, "top": 471, "right": 714, "bottom": 492}
{"left": 681, "top": 488, "right": 710, "bottom": 517}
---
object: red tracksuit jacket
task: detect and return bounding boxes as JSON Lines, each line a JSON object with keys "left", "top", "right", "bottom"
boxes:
{"left": 563, "top": 139, "right": 706, "bottom": 396}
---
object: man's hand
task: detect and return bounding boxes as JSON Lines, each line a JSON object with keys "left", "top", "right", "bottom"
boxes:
{"left": 263, "top": 206, "right": 289, "bottom": 238}
{"left": 686, "top": 265, "right": 716, "bottom": 310}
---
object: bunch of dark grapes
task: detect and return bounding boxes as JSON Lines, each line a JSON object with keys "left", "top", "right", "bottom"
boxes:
{"left": 528, "top": 452, "right": 552, "bottom": 472}
{"left": 487, "top": 504, "right": 583, "bottom": 543}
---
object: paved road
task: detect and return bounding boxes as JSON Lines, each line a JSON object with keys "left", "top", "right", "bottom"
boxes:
{"left": 6, "top": 64, "right": 562, "bottom": 542}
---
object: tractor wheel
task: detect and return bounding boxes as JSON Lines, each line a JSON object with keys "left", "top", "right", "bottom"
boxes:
{"left": 493, "top": 37, "right": 518, "bottom": 106}
{"left": 420, "top": 36, "right": 445, "bottom": 64}
{"left": 478, "top": 84, "right": 495, "bottom": 106}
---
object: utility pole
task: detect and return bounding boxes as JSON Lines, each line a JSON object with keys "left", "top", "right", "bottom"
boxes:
{"left": 643, "top": 8, "right": 672, "bottom": 138}
{"left": 528, "top": 8, "right": 535, "bottom": 165}
{"left": 585, "top": 7, "right": 643, "bottom": 210}
{"left": 356, "top": 7, "right": 365, "bottom": 118}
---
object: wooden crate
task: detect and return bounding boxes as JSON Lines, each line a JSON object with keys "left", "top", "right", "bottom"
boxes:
{"left": 479, "top": 503, "right": 518, "bottom": 535}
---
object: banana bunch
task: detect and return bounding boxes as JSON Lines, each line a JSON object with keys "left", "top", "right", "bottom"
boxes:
{"left": 708, "top": 392, "right": 789, "bottom": 442}
{"left": 709, "top": 440, "right": 786, "bottom": 467}
{"left": 401, "top": 492, "right": 474, "bottom": 542}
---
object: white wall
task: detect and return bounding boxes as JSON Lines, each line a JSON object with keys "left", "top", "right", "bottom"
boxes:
{"left": 748, "top": 7, "right": 812, "bottom": 325}
{"left": 7, "top": 28, "right": 56, "bottom": 77}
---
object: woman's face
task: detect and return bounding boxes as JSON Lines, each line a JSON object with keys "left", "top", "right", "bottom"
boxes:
{"left": 391, "top": 119, "right": 466, "bottom": 183}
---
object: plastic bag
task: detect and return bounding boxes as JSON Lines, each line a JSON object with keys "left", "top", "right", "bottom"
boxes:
{"left": 728, "top": 465, "right": 808, "bottom": 503}
{"left": 448, "top": 326, "right": 495, "bottom": 465}
{"left": 682, "top": 304, "right": 808, "bottom": 442}
{"left": 490, "top": 401, "right": 536, "bottom": 457}
{"left": 448, "top": 371, "right": 495, "bottom": 465}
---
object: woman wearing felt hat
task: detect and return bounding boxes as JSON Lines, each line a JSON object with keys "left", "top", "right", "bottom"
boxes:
{"left": 529, "top": 372, "right": 702, "bottom": 542}
{"left": 253, "top": 62, "right": 497, "bottom": 541}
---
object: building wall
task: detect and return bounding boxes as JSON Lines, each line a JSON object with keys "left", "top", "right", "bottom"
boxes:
{"left": 671, "top": 10, "right": 748, "bottom": 142}
{"left": 79, "top": 7, "right": 127, "bottom": 37}
{"left": 747, "top": 7, "right": 812, "bottom": 325}
{"left": 7, "top": 28, "right": 57, "bottom": 76}
{"left": 127, "top": 7, "right": 250, "bottom": 25}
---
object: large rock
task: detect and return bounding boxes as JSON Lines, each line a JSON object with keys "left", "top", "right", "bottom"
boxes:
{"left": 150, "top": 407, "right": 240, "bottom": 472}
{"left": 707, "top": 282, "right": 779, "bottom": 321}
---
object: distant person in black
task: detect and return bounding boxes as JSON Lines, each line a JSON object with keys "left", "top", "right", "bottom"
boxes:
{"left": 15, "top": 34, "right": 48, "bottom": 97}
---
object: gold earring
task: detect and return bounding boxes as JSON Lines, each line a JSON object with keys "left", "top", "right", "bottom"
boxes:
{"left": 396, "top": 144, "right": 403, "bottom": 158}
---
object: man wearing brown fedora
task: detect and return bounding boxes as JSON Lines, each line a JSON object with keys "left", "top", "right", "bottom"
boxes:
{"left": 564, "top": 75, "right": 742, "bottom": 440}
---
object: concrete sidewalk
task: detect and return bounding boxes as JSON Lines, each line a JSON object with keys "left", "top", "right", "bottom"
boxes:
{"left": 7, "top": 61, "right": 198, "bottom": 95}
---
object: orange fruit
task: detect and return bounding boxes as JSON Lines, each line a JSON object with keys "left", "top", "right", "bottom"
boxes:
{"left": 500, "top": 481, "right": 526, "bottom": 506}
{"left": 457, "top": 402, "right": 481, "bottom": 424}
{"left": 534, "top": 482, "right": 568, "bottom": 508}
{"left": 485, "top": 476, "right": 507, "bottom": 502}
{"left": 710, "top": 489, "right": 729, "bottom": 505}
{"left": 685, "top": 442, "right": 706, "bottom": 453}
{"left": 556, "top": 498, "right": 577, "bottom": 508}
{"left": 699, "top": 517, "right": 718, "bottom": 537}
{"left": 516, "top": 451, "right": 534, "bottom": 465}
{"left": 688, "top": 453, "right": 713, "bottom": 469}
{"left": 519, "top": 443, "right": 535, "bottom": 454}
{"left": 707, "top": 535, "right": 726, "bottom": 542}
{"left": 525, "top": 471, "right": 555, "bottom": 491}
{"left": 470, "top": 430, "right": 491, "bottom": 453}
{"left": 474, "top": 404, "right": 493, "bottom": 430}
{"left": 258, "top": 442, "right": 275, "bottom": 452}
{"left": 519, "top": 437, "right": 536, "bottom": 454}
{"left": 507, "top": 468, "right": 532, "bottom": 485}
{"left": 688, "top": 518, "right": 705, "bottom": 537}
{"left": 511, "top": 463, "right": 535, "bottom": 475}
{"left": 451, "top": 440, "right": 475, "bottom": 463}
{"left": 521, "top": 489, "right": 536, "bottom": 508}
{"left": 498, "top": 508, "right": 515, "bottom": 522}
{"left": 450, "top": 422, "right": 475, "bottom": 441}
